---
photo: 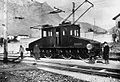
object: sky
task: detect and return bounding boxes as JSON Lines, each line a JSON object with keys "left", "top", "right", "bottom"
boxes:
{"left": 36, "top": 0, "right": 120, "bottom": 30}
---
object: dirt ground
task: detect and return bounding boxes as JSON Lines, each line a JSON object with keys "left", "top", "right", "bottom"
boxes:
{"left": 0, "top": 61, "right": 89, "bottom": 82}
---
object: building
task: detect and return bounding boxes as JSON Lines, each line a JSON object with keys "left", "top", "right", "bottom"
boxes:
{"left": 112, "top": 13, "right": 120, "bottom": 42}
{"left": 17, "top": 34, "right": 29, "bottom": 40}
{"left": 113, "top": 13, "right": 120, "bottom": 28}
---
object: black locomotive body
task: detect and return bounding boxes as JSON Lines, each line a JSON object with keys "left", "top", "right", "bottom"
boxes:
{"left": 27, "top": 23, "right": 102, "bottom": 59}
{"left": 27, "top": 0, "right": 102, "bottom": 59}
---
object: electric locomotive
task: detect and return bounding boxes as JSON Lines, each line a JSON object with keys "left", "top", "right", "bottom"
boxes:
{"left": 27, "top": 22, "right": 101, "bottom": 59}
{"left": 26, "top": 0, "right": 102, "bottom": 59}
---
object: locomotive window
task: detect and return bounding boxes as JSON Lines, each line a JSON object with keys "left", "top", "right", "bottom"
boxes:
{"left": 74, "top": 30, "right": 76, "bottom": 36}
{"left": 48, "top": 32, "right": 50, "bottom": 36}
{"left": 63, "top": 31, "right": 65, "bottom": 35}
{"left": 43, "top": 31, "right": 46, "bottom": 37}
{"left": 50, "top": 32, "right": 52, "bottom": 36}
{"left": 48, "top": 31, "right": 52, "bottom": 36}
{"left": 56, "top": 32, "right": 59, "bottom": 37}
{"left": 76, "top": 30, "right": 79, "bottom": 36}
{"left": 70, "top": 30, "right": 72, "bottom": 35}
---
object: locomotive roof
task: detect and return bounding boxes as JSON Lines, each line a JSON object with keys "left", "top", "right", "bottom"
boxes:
{"left": 42, "top": 24, "right": 80, "bottom": 30}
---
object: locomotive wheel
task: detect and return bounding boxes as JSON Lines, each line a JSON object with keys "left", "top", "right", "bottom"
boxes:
{"left": 44, "top": 50, "right": 52, "bottom": 58}
{"left": 76, "top": 50, "right": 83, "bottom": 60}
{"left": 78, "top": 49, "right": 88, "bottom": 59}
{"left": 44, "top": 54, "right": 52, "bottom": 58}
{"left": 78, "top": 55, "right": 82, "bottom": 60}
{"left": 61, "top": 50, "right": 72, "bottom": 59}
{"left": 44, "top": 53, "right": 52, "bottom": 58}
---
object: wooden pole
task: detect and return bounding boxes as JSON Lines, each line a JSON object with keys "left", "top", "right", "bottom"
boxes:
{"left": 3, "top": 0, "right": 8, "bottom": 63}
{"left": 72, "top": 2, "right": 75, "bottom": 24}
{"left": 92, "top": 18, "right": 95, "bottom": 40}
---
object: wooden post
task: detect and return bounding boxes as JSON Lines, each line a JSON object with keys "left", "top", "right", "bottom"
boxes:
{"left": 72, "top": 2, "right": 75, "bottom": 24}
{"left": 3, "top": 0, "right": 8, "bottom": 63}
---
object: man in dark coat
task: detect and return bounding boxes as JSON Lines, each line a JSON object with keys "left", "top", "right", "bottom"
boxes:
{"left": 33, "top": 44, "right": 40, "bottom": 60}
{"left": 103, "top": 42, "right": 109, "bottom": 64}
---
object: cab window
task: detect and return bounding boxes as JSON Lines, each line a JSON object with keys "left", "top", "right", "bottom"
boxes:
{"left": 70, "top": 30, "right": 73, "bottom": 35}
{"left": 63, "top": 30, "right": 65, "bottom": 35}
{"left": 43, "top": 31, "right": 46, "bottom": 37}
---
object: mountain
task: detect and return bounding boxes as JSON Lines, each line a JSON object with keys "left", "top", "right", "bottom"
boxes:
{"left": 0, "top": 0, "right": 62, "bottom": 37}
{"left": 0, "top": 0, "right": 106, "bottom": 37}
{"left": 80, "top": 22, "right": 107, "bottom": 34}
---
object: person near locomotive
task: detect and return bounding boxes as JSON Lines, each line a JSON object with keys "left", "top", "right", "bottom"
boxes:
{"left": 102, "top": 42, "right": 110, "bottom": 64}
{"left": 33, "top": 44, "right": 40, "bottom": 60}
{"left": 19, "top": 45, "right": 24, "bottom": 59}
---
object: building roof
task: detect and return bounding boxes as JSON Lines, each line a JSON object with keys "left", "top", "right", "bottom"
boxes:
{"left": 113, "top": 13, "right": 120, "bottom": 20}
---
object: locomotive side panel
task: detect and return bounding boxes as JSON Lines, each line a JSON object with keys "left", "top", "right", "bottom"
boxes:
{"left": 29, "top": 37, "right": 55, "bottom": 50}
{"left": 69, "top": 36, "right": 90, "bottom": 48}
{"left": 59, "top": 36, "right": 102, "bottom": 59}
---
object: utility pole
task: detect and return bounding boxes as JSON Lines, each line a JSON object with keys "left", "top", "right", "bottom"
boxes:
{"left": 3, "top": 0, "right": 8, "bottom": 63}
{"left": 92, "top": 18, "right": 95, "bottom": 40}
{"left": 72, "top": 2, "right": 75, "bottom": 23}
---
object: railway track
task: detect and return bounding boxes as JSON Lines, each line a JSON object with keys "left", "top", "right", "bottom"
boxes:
{"left": 34, "top": 60, "right": 120, "bottom": 79}
{"left": 0, "top": 55, "right": 120, "bottom": 79}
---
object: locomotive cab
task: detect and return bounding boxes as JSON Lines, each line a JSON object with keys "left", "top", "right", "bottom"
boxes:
{"left": 41, "top": 23, "right": 80, "bottom": 47}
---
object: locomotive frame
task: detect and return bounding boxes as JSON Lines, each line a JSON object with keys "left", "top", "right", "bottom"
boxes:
{"left": 27, "top": 23, "right": 101, "bottom": 59}
{"left": 27, "top": 0, "right": 102, "bottom": 59}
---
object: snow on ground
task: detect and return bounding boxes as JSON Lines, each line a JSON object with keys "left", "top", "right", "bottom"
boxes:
{"left": 23, "top": 57, "right": 120, "bottom": 70}
{"left": 0, "top": 38, "right": 39, "bottom": 54}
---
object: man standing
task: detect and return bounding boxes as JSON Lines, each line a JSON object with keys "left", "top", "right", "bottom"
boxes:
{"left": 33, "top": 44, "right": 40, "bottom": 60}
{"left": 103, "top": 42, "right": 109, "bottom": 64}
{"left": 19, "top": 45, "right": 24, "bottom": 59}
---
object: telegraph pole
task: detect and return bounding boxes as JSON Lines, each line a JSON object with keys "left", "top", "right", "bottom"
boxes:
{"left": 72, "top": 2, "right": 75, "bottom": 23}
{"left": 3, "top": 0, "right": 8, "bottom": 63}
{"left": 92, "top": 18, "right": 95, "bottom": 40}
